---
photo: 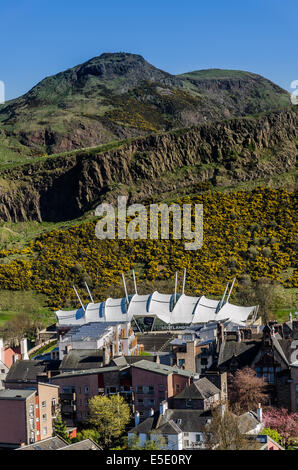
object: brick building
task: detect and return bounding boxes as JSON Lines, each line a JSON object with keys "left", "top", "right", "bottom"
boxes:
{"left": 0, "top": 383, "right": 59, "bottom": 448}
{"left": 130, "top": 360, "right": 199, "bottom": 420}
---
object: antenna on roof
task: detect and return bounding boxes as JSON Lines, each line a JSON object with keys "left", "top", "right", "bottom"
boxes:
{"left": 132, "top": 269, "right": 138, "bottom": 295}
{"left": 218, "top": 281, "right": 230, "bottom": 311}
{"left": 122, "top": 272, "right": 129, "bottom": 303}
{"left": 226, "top": 278, "right": 236, "bottom": 303}
{"left": 84, "top": 281, "right": 94, "bottom": 303}
{"left": 182, "top": 268, "right": 187, "bottom": 295}
{"left": 73, "top": 285, "right": 86, "bottom": 312}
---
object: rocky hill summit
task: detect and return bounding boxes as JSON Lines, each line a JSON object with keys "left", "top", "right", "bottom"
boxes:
{"left": 0, "top": 53, "right": 290, "bottom": 161}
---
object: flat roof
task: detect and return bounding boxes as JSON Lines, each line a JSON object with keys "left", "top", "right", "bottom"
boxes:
{"left": 0, "top": 389, "right": 35, "bottom": 400}
{"left": 50, "top": 366, "right": 121, "bottom": 380}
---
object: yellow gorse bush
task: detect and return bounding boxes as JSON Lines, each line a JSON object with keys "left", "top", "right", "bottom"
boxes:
{"left": 0, "top": 188, "right": 296, "bottom": 310}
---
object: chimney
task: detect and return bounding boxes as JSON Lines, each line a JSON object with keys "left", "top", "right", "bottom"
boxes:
{"left": 20, "top": 338, "right": 29, "bottom": 360}
{"left": 257, "top": 403, "right": 263, "bottom": 423}
{"left": 134, "top": 411, "right": 140, "bottom": 427}
{"left": 217, "top": 323, "right": 225, "bottom": 345}
{"left": 237, "top": 331, "right": 241, "bottom": 343}
{"left": 155, "top": 354, "right": 160, "bottom": 364}
{"left": 13, "top": 354, "right": 19, "bottom": 363}
{"left": 219, "top": 403, "right": 226, "bottom": 418}
{"left": 159, "top": 400, "right": 168, "bottom": 416}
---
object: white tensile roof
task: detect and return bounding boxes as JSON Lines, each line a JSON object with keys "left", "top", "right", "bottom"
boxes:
{"left": 192, "top": 296, "right": 219, "bottom": 324}
{"left": 56, "top": 291, "right": 256, "bottom": 327}
{"left": 148, "top": 291, "right": 172, "bottom": 323}
{"left": 215, "top": 302, "right": 256, "bottom": 325}
{"left": 127, "top": 294, "right": 152, "bottom": 319}
{"left": 170, "top": 294, "right": 199, "bottom": 324}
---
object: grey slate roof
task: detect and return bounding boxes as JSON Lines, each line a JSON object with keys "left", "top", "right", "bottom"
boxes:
{"left": 236, "top": 411, "right": 261, "bottom": 434}
{"left": 58, "top": 439, "right": 101, "bottom": 450}
{"left": 131, "top": 409, "right": 212, "bottom": 435}
{"left": 51, "top": 365, "right": 120, "bottom": 380}
{"left": 217, "top": 340, "right": 261, "bottom": 368}
{"left": 16, "top": 437, "right": 101, "bottom": 450}
{"left": 173, "top": 377, "right": 220, "bottom": 400}
{"left": 16, "top": 436, "right": 68, "bottom": 450}
{"left": 5, "top": 360, "right": 47, "bottom": 383}
{"left": 164, "top": 409, "right": 212, "bottom": 433}
{"left": 60, "top": 349, "right": 103, "bottom": 371}
{"left": 111, "top": 355, "right": 155, "bottom": 368}
{"left": 271, "top": 335, "right": 289, "bottom": 365}
{"left": 131, "top": 360, "right": 198, "bottom": 378}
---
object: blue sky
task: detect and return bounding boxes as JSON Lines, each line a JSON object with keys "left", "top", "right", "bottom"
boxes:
{"left": 0, "top": 0, "right": 297, "bottom": 100}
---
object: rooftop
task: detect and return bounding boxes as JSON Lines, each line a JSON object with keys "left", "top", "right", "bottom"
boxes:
{"left": 16, "top": 436, "right": 67, "bottom": 450}
{"left": 51, "top": 365, "right": 121, "bottom": 380}
{"left": 131, "top": 359, "right": 198, "bottom": 378}
{"left": 60, "top": 349, "right": 103, "bottom": 371}
{"left": 0, "top": 389, "right": 35, "bottom": 400}
{"left": 5, "top": 360, "right": 47, "bottom": 383}
{"left": 173, "top": 377, "right": 221, "bottom": 400}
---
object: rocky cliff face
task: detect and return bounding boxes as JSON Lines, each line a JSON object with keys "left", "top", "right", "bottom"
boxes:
{"left": 0, "top": 107, "right": 296, "bottom": 222}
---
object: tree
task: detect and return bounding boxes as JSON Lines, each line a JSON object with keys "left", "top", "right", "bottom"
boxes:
{"left": 263, "top": 407, "right": 298, "bottom": 449}
{"left": 115, "top": 434, "right": 166, "bottom": 450}
{"left": 262, "top": 427, "right": 283, "bottom": 446}
{"left": 228, "top": 367, "right": 268, "bottom": 412}
{"left": 203, "top": 408, "right": 258, "bottom": 450}
{"left": 53, "top": 412, "right": 71, "bottom": 443}
{"left": 72, "top": 428, "right": 101, "bottom": 445}
{"left": 88, "top": 394, "right": 131, "bottom": 448}
{"left": 235, "top": 276, "right": 283, "bottom": 323}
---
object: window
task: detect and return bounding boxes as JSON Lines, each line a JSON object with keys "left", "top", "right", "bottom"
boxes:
{"left": 184, "top": 440, "right": 189, "bottom": 447}
{"left": 178, "top": 359, "right": 185, "bottom": 367}
{"left": 137, "top": 399, "right": 143, "bottom": 404}
{"left": 51, "top": 398, "right": 56, "bottom": 406}
{"left": 295, "top": 384, "right": 298, "bottom": 393}
{"left": 62, "top": 386, "right": 75, "bottom": 393}
{"left": 29, "top": 404, "right": 34, "bottom": 417}
{"left": 137, "top": 386, "right": 143, "bottom": 393}
{"left": 42, "top": 414, "right": 47, "bottom": 422}
{"left": 29, "top": 418, "right": 34, "bottom": 431}
{"left": 41, "top": 401, "right": 46, "bottom": 408}
{"left": 175, "top": 384, "right": 181, "bottom": 392}
{"left": 43, "top": 427, "right": 47, "bottom": 436}
{"left": 196, "top": 434, "right": 202, "bottom": 442}
{"left": 84, "top": 385, "right": 89, "bottom": 394}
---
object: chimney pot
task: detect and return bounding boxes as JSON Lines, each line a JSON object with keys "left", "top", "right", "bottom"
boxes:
{"left": 257, "top": 403, "right": 263, "bottom": 423}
